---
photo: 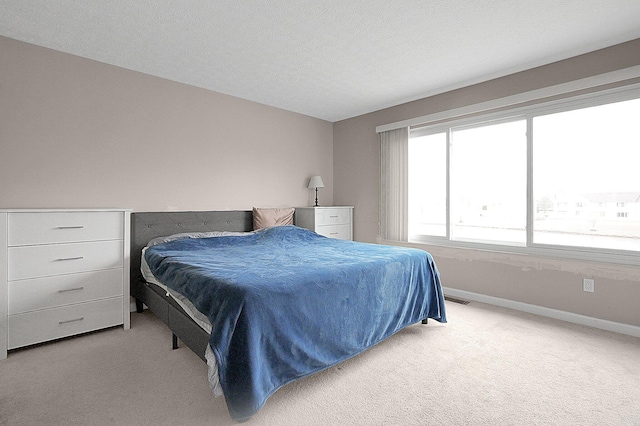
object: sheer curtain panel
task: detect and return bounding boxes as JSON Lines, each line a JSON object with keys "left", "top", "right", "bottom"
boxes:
{"left": 379, "top": 127, "right": 409, "bottom": 241}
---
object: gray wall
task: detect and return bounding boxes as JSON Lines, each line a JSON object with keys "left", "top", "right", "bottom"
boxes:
{"left": 0, "top": 36, "right": 334, "bottom": 211}
{"left": 333, "top": 39, "right": 640, "bottom": 328}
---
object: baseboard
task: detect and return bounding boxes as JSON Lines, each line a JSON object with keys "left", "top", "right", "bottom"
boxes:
{"left": 443, "top": 287, "right": 640, "bottom": 338}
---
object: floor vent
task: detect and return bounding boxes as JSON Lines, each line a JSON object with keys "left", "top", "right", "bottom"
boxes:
{"left": 444, "top": 296, "right": 470, "bottom": 305}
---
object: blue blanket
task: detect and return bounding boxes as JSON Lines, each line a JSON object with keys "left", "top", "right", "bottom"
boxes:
{"left": 144, "top": 225, "right": 446, "bottom": 420}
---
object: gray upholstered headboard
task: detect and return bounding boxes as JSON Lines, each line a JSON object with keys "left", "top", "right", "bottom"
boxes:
{"left": 130, "top": 210, "right": 253, "bottom": 293}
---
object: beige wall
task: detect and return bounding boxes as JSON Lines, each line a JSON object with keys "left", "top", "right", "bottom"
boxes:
{"left": 2, "top": 34, "right": 638, "bottom": 330}
{"left": 0, "top": 36, "right": 333, "bottom": 211}
{"left": 334, "top": 39, "right": 640, "bottom": 328}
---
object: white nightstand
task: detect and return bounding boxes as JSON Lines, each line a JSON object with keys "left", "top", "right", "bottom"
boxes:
{"left": 0, "top": 209, "right": 130, "bottom": 359}
{"left": 294, "top": 206, "right": 353, "bottom": 240}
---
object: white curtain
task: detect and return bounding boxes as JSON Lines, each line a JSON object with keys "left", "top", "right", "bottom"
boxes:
{"left": 379, "top": 127, "right": 409, "bottom": 241}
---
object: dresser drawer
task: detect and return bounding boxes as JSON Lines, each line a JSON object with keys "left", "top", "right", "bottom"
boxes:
{"left": 8, "top": 297, "right": 124, "bottom": 350}
{"left": 8, "top": 211, "right": 123, "bottom": 246}
{"left": 8, "top": 240, "right": 123, "bottom": 281}
{"left": 8, "top": 269, "right": 124, "bottom": 315}
{"left": 316, "top": 224, "right": 352, "bottom": 240}
{"left": 315, "top": 208, "right": 351, "bottom": 226}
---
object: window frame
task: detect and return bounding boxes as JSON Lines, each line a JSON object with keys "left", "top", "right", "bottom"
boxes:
{"left": 407, "top": 83, "right": 640, "bottom": 267}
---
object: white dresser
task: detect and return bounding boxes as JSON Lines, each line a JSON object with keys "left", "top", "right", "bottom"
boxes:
{"left": 0, "top": 209, "right": 130, "bottom": 359}
{"left": 294, "top": 206, "right": 354, "bottom": 240}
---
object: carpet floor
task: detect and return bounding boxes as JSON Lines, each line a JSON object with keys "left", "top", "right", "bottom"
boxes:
{"left": 1, "top": 300, "right": 639, "bottom": 425}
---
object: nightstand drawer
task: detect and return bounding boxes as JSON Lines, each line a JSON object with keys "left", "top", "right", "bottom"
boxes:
{"left": 316, "top": 224, "right": 351, "bottom": 240}
{"left": 8, "top": 269, "right": 124, "bottom": 315}
{"left": 8, "top": 240, "right": 123, "bottom": 281}
{"left": 295, "top": 206, "right": 353, "bottom": 241}
{"left": 8, "top": 297, "right": 124, "bottom": 349}
{"left": 315, "top": 208, "right": 351, "bottom": 225}
{"left": 8, "top": 211, "right": 123, "bottom": 246}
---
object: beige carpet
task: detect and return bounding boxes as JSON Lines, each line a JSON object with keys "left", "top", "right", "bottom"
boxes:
{"left": 1, "top": 301, "right": 639, "bottom": 425}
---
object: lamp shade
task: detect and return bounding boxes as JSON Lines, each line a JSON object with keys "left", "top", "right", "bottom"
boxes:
{"left": 308, "top": 175, "right": 325, "bottom": 189}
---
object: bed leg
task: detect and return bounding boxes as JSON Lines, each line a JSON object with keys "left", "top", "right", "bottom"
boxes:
{"left": 172, "top": 334, "right": 179, "bottom": 350}
{"left": 422, "top": 319, "right": 428, "bottom": 324}
{"left": 135, "top": 299, "right": 144, "bottom": 313}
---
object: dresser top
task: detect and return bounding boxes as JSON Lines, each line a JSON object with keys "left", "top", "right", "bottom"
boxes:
{"left": 295, "top": 206, "right": 353, "bottom": 209}
{"left": 0, "top": 208, "right": 131, "bottom": 213}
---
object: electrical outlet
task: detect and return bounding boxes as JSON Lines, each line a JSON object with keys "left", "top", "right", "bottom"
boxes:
{"left": 583, "top": 278, "right": 595, "bottom": 293}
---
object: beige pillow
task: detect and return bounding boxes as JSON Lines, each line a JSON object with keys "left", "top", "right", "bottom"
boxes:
{"left": 253, "top": 207, "right": 295, "bottom": 230}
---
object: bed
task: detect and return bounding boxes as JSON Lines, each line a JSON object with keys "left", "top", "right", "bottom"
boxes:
{"left": 130, "top": 210, "right": 446, "bottom": 421}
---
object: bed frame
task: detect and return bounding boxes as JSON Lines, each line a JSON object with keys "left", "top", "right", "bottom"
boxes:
{"left": 130, "top": 210, "right": 253, "bottom": 361}
{"left": 130, "top": 209, "right": 428, "bottom": 364}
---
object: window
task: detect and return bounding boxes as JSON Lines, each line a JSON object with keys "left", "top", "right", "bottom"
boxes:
{"left": 449, "top": 119, "right": 527, "bottom": 245}
{"left": 408, "top": 132, "right": 446, "bottom": 236}
{"left": 532, "top": 97, "right": 640, "bottom": 251}
{"left": 406, "top": 85, "right": 640, "bottom": 262}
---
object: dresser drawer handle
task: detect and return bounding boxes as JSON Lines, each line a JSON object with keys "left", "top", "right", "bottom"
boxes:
{"left": 56, "top": 225, "right": 85, "bottom": 229}
{"left": 55, "top": 256, "right": 84, "bottom": 261}
{"left": 329, "top": 215, "right": 339, "bottom": 218}
{"left": 330, "top": 232, "right": 339, "bottom": 235}
{"left": 58, "top": 286, "right": 85, "bottom": 293}
{"left": 59, "top": 317, "right": 84, "bottom": 325}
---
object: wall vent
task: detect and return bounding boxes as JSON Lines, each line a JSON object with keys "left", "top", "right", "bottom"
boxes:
{"left": 444, "top": 295, "right": 470, "bottom": 305}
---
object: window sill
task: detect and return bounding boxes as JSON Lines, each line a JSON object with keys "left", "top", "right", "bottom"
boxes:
{"left": 379, "top": 236, "right": 640, "bottom": 268}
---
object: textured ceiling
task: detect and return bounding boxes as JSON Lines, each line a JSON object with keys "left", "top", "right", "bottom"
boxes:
{"left": 1, "top": 1, "right": 640, "bottom": 122}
